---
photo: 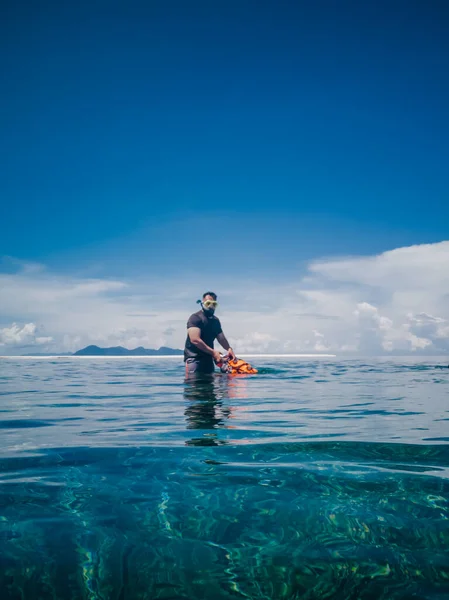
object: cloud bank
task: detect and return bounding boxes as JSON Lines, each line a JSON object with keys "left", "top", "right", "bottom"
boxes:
{"left": 0, "top": 323, "right": 53, "bottom": 348}
{"left": 0, "top": 241, "right": 448, "bottom": 355}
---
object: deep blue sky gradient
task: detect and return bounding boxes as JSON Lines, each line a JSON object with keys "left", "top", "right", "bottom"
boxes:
{"left": 1, "top": 0, "right": 448, "bottom": 271}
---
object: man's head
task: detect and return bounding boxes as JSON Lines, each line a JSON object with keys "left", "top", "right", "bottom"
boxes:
{"left": 201, "top": 291, "right": 218, "bottom": 316}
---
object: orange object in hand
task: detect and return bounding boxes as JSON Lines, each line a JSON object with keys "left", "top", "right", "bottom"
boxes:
{"left": 227, "top": 358, "right": 258, "bottom": 375}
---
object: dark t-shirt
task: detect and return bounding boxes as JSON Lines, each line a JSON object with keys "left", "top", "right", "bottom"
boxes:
{"left": 184, "top": 310, "right": 223, "bottom": 361}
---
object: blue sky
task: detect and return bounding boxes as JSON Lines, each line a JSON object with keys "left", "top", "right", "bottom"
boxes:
{"left": 1, "top": 0, "right": 448, "bottom": 354}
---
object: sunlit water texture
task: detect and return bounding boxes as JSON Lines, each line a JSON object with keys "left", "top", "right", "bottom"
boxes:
{"left": 1, "top": 357, "right": 448, "bottom": 599}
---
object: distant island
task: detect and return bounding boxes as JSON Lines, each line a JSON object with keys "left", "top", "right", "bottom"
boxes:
{"left": 73, "top": 345, "right": 183, "bottom": 356}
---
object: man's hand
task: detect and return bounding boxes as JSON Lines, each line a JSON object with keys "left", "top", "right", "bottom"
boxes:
{"left": 216, "top": 333, "right": 235, "bottom": 360}
{"left": 213, "top": 350, "right": 223, "bottom": 364}
{"left": 226, "top": 347, "right": 236, "bottom": 361}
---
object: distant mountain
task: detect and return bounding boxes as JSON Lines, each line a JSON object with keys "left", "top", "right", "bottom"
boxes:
{"left": 73, "top": 345, "right": 183, "bottom": 356}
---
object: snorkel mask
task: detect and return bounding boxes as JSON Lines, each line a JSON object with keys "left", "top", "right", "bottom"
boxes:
{"left": 197, "top": 298, "right": 218, "bottom": 316}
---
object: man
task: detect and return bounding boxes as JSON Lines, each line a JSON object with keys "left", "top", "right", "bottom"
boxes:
{"left": 184, "top": 292, "right": 236, "bottom": 375}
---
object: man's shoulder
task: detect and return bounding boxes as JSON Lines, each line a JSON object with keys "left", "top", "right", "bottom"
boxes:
{"left": 187, "top": 311, "right": 206, "bottom": 327}
{"left": 210, "top": 315, "right": 222, "bottom": 331}
{"left": 189, "top": 311, "right": 201, "bottom": 319}
{"left": 192, "top": 310, "right": 205, "bottom": 320}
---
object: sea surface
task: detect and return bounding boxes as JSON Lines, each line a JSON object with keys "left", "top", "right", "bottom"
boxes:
{"left": 0, "top": 357, "right": 448, "bottom": 600}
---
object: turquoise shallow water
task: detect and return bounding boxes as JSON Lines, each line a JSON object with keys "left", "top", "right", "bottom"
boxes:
{"left": 0, "top": 357, "right": 448, "bottom": 599}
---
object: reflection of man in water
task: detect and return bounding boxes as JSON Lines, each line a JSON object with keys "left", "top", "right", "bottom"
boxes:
{"left": 183, "top": 377, "right": 231, "bottom": 446}
{"left": 183, "top": 376, "right": 249, "bottom": 446}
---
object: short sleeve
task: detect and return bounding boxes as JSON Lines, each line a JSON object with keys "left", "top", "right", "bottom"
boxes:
{"left": 187, "top": 314, "right": 203, "bottom": 329}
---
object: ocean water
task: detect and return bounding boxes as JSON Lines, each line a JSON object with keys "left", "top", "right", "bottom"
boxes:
{"left": 0, "top": 357, "right": 448, "bottom": 600}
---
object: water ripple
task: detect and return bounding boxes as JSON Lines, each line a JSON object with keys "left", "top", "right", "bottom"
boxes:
{"left": 0, "top": 357, "right": 448, "bottom": 598}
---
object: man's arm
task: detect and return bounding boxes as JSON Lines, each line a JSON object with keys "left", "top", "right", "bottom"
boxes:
{"left": 188, "top": 327, "right": 221, "bottom": 362}
{"left": 216, "top": 332, "right": 236, "bottom": 360}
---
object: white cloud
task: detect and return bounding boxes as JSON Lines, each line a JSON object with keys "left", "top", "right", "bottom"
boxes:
{"left": 0, "top": 323, "right": 53, "bottom": 347}
{"left": 0, "top": 240, "right": 448, "bottom": 355}
{"left": 312, "top": 330, "right": 331, "bottom": 352}
{"left": 353, "top": 302, "right": 393, "bottom": 353}
{"left": 406, "top": 313, "right": 449, "bottom": 351}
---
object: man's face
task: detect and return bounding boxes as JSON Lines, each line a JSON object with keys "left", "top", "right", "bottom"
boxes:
{"left": 202, "top": 295, "right": 218, "bottom": 313}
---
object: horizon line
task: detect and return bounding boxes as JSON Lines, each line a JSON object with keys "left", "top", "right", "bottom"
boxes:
{"left": 0, "top": 353, "right": 338, "bottom": 359}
